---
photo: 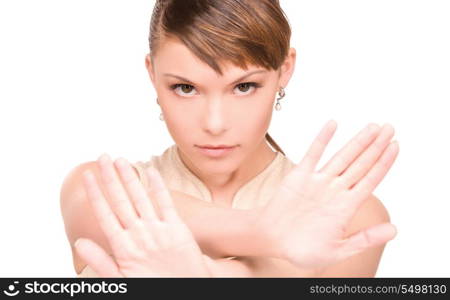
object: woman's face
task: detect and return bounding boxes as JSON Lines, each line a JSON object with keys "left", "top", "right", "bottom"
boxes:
{"left": 145, "top": 37, "right": 294, "bottom": 175}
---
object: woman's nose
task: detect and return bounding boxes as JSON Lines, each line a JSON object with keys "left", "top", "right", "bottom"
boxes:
{"left": 202, "top": 98, "right": 229, "bottom": 136}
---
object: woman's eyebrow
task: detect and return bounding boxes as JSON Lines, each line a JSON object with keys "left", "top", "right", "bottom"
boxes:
{"left": 163, "top": 70, "right": 267, "bottom": 86}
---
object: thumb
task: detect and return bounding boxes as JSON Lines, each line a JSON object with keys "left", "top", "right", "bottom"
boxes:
{"left": 335, "top": 223, "right": 397, "bottom": 262}
{"left": 74, "top": 238, "right": 123, "bottom": 277}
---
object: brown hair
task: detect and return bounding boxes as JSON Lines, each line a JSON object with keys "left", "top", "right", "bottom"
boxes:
{"left": 148, "top": 0, "right": 291, "bottom": 155}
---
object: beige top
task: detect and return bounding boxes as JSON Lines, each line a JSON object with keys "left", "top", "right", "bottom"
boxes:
{"left": 77, "top": 144, "right": 296, "bottom": 277}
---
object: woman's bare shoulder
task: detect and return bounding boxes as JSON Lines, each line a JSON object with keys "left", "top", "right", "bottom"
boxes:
{"left": 348, "top": 193, "right": 391, "bottom": 229}
{"left": 60, "top": 160, "right": 128, "bottom": 275}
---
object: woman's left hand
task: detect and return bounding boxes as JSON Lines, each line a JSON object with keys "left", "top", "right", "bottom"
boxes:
{"left": 74, "top": 154, "right": 212, "bottom": 277}
{"left": 252, "top": 121, "right": 399, "bottom": 270}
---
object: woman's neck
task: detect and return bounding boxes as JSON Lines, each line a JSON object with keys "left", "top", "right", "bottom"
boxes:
{"left": 178, "top": 139, "right": 277, "bottom": 206}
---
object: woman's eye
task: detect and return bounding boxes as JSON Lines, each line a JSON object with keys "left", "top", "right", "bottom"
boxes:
{"left": 234, "top": 82, "right": 260, "bottom": 95}
{"left": 171, "top": 84, "right": 197, "bottom": 96}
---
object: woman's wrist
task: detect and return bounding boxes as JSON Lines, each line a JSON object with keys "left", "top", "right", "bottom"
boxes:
{"left": 194, "top": 207, "right": 282, "bottom": 259}
{"left": 248, "top": 207, "right": 289, "bottom": 260}
{"left": 167, "top": 190, "right": 284, "bottom": 258}
{"left": 218, "top": 207, "right": 284, "bottom": 259}
{"left": 197, "top": 206, "right": 288, "bottom": 260}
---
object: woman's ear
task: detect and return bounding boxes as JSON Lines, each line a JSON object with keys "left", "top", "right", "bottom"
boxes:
{"left": 278, "top": 47, "right": 297, "bottom": 88}
{"left": 145, "top": 53, "right": 156, "bottom": 86}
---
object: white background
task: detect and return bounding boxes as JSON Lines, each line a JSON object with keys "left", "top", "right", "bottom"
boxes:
{"left": 0, "top": 0, "right": 449, "bottom": 277}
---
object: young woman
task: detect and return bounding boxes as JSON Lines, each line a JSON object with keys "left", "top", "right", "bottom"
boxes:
{"left": 60, "top": 0, "right": 399, "bottom": 277}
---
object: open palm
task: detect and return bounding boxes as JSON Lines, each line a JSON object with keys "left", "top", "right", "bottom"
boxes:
{"left": 256, "top": 120, "right": 399, "bottom": 269}
{"left": 75, "top": 154, "right": 211, "bottom": 277}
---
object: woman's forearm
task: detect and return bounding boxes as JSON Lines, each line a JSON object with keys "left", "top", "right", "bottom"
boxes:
{"left": 167, "top": 190, "right": 279, "bottom": 259}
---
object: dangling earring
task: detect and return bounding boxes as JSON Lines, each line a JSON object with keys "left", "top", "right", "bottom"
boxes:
{"left": 275, "top": 86, "right": 286, "bottom": 111}
{"left": 156, "top": 97, "right": 164, "bottom": 121}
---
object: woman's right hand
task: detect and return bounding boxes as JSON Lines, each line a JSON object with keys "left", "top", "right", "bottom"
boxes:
{"left": 254, "top": 120, "right": 399, "bottom": 270}
{"left": 74, "top": 154, "right": 213, "bottom": 277}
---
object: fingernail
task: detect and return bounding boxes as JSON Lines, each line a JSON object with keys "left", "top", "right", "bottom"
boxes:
{"left": 367, "top": 123, "right": 379, "bottom": 133}
{"left": 82, "top": 170, "right": 94, "bottom": 182}
{"left": 390, "top": 224, "right": 398, "bottom": 239}
{"left": 391, "top": 140, "right": 399, "bottom": 149}
{"left": 115, "top": 157, "right": 127, "bottom": 168}
{"left": 74, "top": 239, "right": 82, "bottom": 248}
{"left": 98, "top": 153, "right": 110, "bottom": 165}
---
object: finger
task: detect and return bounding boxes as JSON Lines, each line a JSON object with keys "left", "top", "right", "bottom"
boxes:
{"left": 97, "top": 153, "right": 139, "bottom": 229}
{"left": 335, "top": 223, "right": 397, "bottom": 262}
{"left": 82, "top": 170, "right": 123, "bottom": 241}
{"left": 114, "top": 157, "right": 159, "bottom": 222}
{"left": 318, "top": 123, "right": 380, "bottom": 176}
{"left": 296, "top": 120, "right": 338, "bottom": 173}
{"left": 340, "top": 124, "right": 395, "bottom": 188}
{"left": 146, "top": 166, "right": 181, "bottom": 223}
{"left": 74, "top": 238, "right": 123, "bottom": 277}
{"left": 348, "top": 140, "right": 399, "bottom": 208}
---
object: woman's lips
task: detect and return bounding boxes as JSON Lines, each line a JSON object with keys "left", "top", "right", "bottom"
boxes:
{"left": 197, "top": 144, "right": 236, "bottom": 149}
{"left": 196, "top": 145, "right": 237, "bottom": 158}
